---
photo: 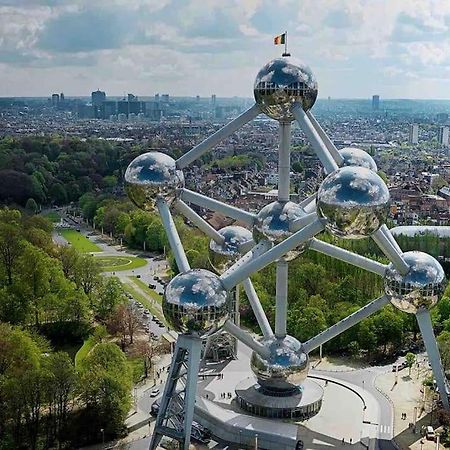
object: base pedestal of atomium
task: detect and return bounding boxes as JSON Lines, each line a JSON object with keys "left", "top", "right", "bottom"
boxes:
{"left": 235, "top": 377, "right": 323, "bottom": 420}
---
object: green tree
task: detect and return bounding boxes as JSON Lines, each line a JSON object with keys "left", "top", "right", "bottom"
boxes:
{"left": 405, "top": 352, "right": 416, "bottom": 376}
{"left": 95, "top": 278, "right": 126, "bottom": 321}
{"left": 25, "top": 198, "right": 38, "bottom": 214}
{"left": 78, "top": 343, "right": 132, "bottom": 439}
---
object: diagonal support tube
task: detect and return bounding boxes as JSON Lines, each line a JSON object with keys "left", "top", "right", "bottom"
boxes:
{"left": 242, "top": 278, "right": 273, "bottom": 339}
{"left": 223, "top": 320, "right": 270, "bottom": 358}
{"left": 157, "top": 199, "right": 190, "bottom": 273}
{"left": 290, "top": 212, "right": 319, "bottom": 233}
{"left": 292, "top": 104, "right": 339, "bottom": 174}
{"left": 372, "top": 228, "right": 410, "bottom": 275}
{"left": 306, "top": 110, "right": 344, "bottom": 165}
{"left": 303, "top": 295, "right": 390, "bottom": 353}
{"left": 176, "top": 104, "right": 261, "bottom": 168}
{"left": 379, "top": 224, "right": 403, "bottom": 254}
{"left": 309, "top": 238, "right": 388, "bottom": 277}
{"left": 416, "top": 308, "right": 450, "bottom": 410}
{"left": 298, "top": 193, "right": 317, "bottom": 211}
{"left": 180, "top": 188, "right": 256, "bottom": 225}
{"left": 221, "top": 219, "right": 325, "bottom": 289}
{"left": 275, "top": 259, "right": 288, "bottom": 338}
{"left": 173, "top": 199, "right": 224, "bottom": 245}
{"left": 221, "top": 240, "right": 272, "bottom": 282}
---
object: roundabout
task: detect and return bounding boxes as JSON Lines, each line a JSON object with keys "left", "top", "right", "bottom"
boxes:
{"left": 95, "top": 255, "right": 148, "bottom": 272}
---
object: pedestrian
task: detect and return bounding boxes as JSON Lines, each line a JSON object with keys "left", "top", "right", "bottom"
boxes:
{"left": 342, "top": 438, "right": 345, "bottom": 444}
{"left": 350, "top": 438, "right": 352, "bottom": 444}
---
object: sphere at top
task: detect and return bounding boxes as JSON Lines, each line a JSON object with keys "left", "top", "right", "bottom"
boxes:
{"left": 209, "top": 226, "right": 254, "bottom": 274}
{"left": 163, "top": 269, "right": 229, "bottom": 338}
{"left": 317, "top": 166, "right": 390, "bottom": 239}
{"left": 125, "top": 152, "right": 184, "bottom": 210}
{"left": 385, "top": 251, "right": 447, "bottom": 314}
{"left": 253, "top": 201, "right": 306, "bottom": 260}
{"left": 250, "top": 335, "right": 309, "bottom": 393}
{"left": 254, "top": 57, "right": 318, "bottom": 122}
{"left": 339, "top": 147, "right": 378, "bottom": 172}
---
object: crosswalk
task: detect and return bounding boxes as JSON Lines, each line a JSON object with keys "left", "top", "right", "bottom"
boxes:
{"left": 379, "top": 424, "right": 391, "bottom": 435}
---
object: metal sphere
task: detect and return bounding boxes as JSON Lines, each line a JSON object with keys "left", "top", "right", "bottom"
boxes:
{"left": 254, "top": 57, "right": 318, "bottom": 122}
{"left": 317, "top": 166, "right": 390, "bottom": 239}
{"left": 385, "top": 251, "right": 447, "bottom": 314}
{"left": 209, "top": 226, "right": 254, "bottom": 274}
{"left": 250, "top": 335, "right": 309, "bottom": 393}
{"left": 162, "top": 269, "right": 229, "bottom": 338}
{"left": 339, "top": 147, "right": 378, "bottom": 172}
{"left": 253, "top": 201, "right": 306, "bottom": 261}
{"left": 125, "top": 152, "right": 184, "bottom": 210}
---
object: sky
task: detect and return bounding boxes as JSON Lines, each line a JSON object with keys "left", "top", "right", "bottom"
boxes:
{"left": 2, "top": 0, "right": 450, "bottom": 99}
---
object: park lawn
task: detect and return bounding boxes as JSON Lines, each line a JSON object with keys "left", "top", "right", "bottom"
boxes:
{"left": 61, "top": 229, "right": 101, "bottom": 253}
{"left": 95, "top": 256, "right": 147, "bottom": 272}
{"left": 43, "top": 211, "right": 61, "bottom": 223}
{"left": 130, "top": 276, "right": 162, "bottom": 304}
{"left": 127, "top": 356, "right": 145, "bottom": 383}
{"left": 74, "top": 336, "right": 96, "bottom": 368}
{"left": 122, "top": 282, "right": 167, "bottom": 325}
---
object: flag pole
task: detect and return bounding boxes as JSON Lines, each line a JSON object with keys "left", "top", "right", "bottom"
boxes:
{"left": 282, "top": 30, "right": 290, "bottom": 57}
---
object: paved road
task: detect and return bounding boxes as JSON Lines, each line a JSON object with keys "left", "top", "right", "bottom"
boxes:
{"left": 53, "top": 214, "right": 169, "bottom": 338}
{"left": 311, "top": 365, "right": 396, "bottom": 450}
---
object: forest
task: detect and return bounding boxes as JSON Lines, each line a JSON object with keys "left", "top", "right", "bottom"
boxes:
{"left": 0, "top": 208, "right": 158, "bottom": 449}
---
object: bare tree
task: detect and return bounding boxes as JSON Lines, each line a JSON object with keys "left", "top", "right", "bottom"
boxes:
{"left": 133, "top": 338, "right": 163, "bottom": 379}
{"left": 108, "top": 303, "right": 141, "bottom": 349}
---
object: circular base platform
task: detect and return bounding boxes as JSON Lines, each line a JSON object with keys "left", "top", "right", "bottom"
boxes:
{"left": 235, "top": 377, "right": 323, "bottom": 420}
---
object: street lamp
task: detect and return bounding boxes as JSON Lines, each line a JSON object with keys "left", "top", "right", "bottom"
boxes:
{"left": 100, "top": 428, "right": 105, "bottom": 445}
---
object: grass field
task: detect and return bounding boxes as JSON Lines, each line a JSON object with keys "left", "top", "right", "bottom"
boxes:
{"left": 96, "top": 256, "right": 147, "bottom": 272}
{"left": 61, "top": 229, "right": 102, "bottom": 253}
{"left": 43, "top": 211, "right": 61, "bottom": 223}
{"left": 122, "top": 281, "right": 166, "bottom": 325}
{"left": 131, "top": 276, "right": 162, "bottom": 303}
{"left": 74, "top": 336, "right": 96, "bottom": 368}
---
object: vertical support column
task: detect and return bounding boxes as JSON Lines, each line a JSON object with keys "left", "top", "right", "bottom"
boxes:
{"left": 275, "top": 259, "right": 288, "bottom": 338}
{"left": 278, "top": 122, "right": 291, "bottom": 202}
{"left": 416, "top": 308, "right": 450, "bottom": 410}
{"left": 149, "top": 335, "right": 202, "bottom": 450}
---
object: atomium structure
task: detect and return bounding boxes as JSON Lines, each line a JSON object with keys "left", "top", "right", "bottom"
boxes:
{"left": 125, "top": 55, "right": 450, "bottom": 450}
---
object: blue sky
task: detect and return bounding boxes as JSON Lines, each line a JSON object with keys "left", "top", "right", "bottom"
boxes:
{"left": 1, "top": 0, "right": 450, "bottom": 98}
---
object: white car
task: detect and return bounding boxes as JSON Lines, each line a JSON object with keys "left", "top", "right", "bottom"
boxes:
{"left": 150, "top": 388, "right": 160, "bottom": 397}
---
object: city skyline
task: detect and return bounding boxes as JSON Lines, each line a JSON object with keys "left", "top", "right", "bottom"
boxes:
{"left": 2, "top": 0, "right": 450, "bottom": 99}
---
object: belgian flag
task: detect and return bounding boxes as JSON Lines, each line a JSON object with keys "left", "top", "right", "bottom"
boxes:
{"left": 274, "top": 33, "right": 286, "bottom": 45}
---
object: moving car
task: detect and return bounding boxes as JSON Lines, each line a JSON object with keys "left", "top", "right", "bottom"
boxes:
{"left": 392, "top": 361, "right": 408, "bottom": 372}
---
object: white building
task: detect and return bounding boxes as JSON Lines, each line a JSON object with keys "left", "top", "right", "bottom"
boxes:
{"left": 408, "top": 124, "right": 418, "bottom": 144}
{"left": 438, "top": 126, "right": 449, "bottom": 147}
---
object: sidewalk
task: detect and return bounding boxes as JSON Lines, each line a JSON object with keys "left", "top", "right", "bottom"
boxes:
{"left": 374, "top": 360, "right": 445, "bottom": 449}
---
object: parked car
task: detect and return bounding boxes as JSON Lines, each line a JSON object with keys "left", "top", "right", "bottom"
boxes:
{"left": 150, "top": 388, "right": 160, "bottom": 398}
{"left": 425, "top": 426, "right": 435, "bottom": 441}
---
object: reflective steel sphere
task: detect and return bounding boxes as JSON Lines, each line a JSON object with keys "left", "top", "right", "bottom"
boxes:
{"left": 385, "top": 251, "right": 447, "bottom": 314}
{"left": 250, "top": 335, "right": 309, "bottom": 393}
{"left": 317, "top": 166, "right": 390, "bottom": 239}
{"left": 163, "top": 269, "right": 229, "bottom": 338}
{"left": 339, "top": 147, "right": 378, "bottom": 172}
{"left": 254, "top": 58, "right": 318, "bottom": 122}
{"left": 125, "top": 152, "right": 184, "bottom": 210}
{"left": 209, "top": 226, "right": 254, "bottom": 274}
{"left": 253, "top": 201, "right": 306, "bottom": 260}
